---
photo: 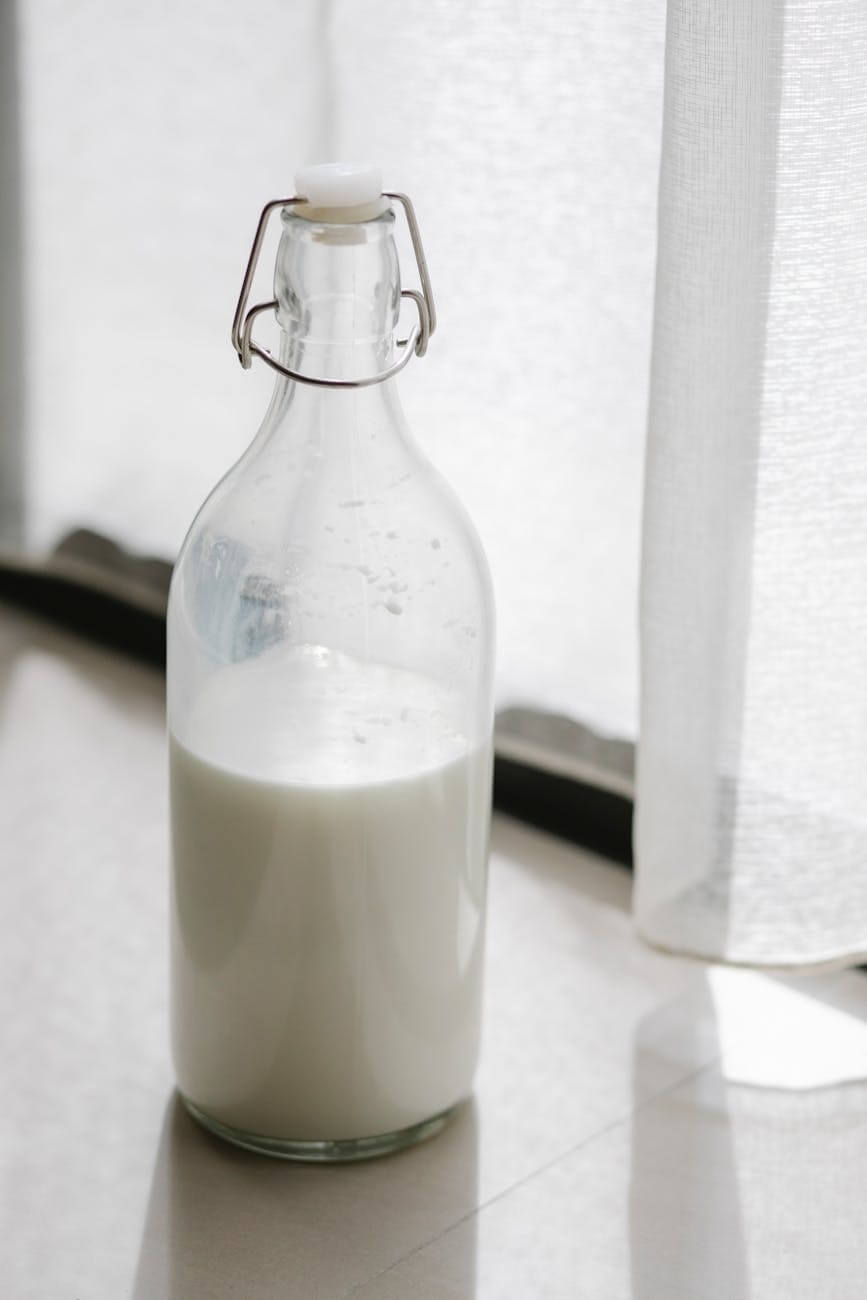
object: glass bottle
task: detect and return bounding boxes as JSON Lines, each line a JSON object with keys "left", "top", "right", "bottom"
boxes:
{"left": 166, "top": 164, "right": 495, "bottom": 1161}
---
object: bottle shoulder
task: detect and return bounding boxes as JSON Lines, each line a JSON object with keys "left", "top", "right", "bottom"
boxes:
{"left": 168, "top": 420, "right": 494, "bottom": 687}
{"left": 172, "top": 411, "right": 492, "bottom": 602}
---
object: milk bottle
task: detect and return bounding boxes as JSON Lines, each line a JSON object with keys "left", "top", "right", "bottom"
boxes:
{"left": 166, "top": 164, "right": 495, "bottom": 1160}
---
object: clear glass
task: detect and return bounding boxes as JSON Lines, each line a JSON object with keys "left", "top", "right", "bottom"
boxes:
{"left": 166, "top": 206, "right": 495, "bottom": 1160}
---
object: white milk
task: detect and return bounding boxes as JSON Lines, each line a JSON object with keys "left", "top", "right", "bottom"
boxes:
{"left": 169, "top": 646, "right": 491, "bottom": 1142}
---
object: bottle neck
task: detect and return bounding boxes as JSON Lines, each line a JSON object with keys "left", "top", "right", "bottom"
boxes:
{"left": 274, "top": 207, "right": 401, "bottom": 385}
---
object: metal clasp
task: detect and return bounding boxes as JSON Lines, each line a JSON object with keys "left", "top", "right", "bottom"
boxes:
{"left": 230, "top": 191, "right": 436, "bottom": 390}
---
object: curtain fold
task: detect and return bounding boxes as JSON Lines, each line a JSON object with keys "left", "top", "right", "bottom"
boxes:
{"left": 635, "top": 0, "right": 867, "bottom": 965}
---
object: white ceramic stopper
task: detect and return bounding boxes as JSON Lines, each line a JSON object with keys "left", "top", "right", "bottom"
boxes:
{"left": 293, "top": 163, "right": 386, "bottom": 220}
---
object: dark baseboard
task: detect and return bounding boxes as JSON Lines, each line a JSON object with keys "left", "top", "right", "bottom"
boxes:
{"left": 494, "top": 755, "right": 633, "bottom": 867}
{"left": 0, "top": 562, "right": 167, "bottom": 669}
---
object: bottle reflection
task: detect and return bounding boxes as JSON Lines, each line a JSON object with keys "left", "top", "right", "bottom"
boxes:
{"left": 133, "top": 1092, "right": 479, "bottom": 1298}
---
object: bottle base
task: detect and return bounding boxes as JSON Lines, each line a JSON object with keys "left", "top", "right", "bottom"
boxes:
{"left": 180, "top": 1094, "right": 456, "bottom": 1162}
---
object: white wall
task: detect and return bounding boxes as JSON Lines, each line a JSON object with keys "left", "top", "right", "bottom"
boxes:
{"left": 14, "top": 0, "right": 664, "bottom": 736}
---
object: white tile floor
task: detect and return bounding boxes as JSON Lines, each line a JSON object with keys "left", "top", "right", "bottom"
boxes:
{"left": 2, "top": 605, "right": 866, "bottom": 1299}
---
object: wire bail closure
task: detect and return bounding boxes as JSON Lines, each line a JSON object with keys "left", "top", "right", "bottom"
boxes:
{"left": 230, "top": 191, "right": 436, "bottom": 390}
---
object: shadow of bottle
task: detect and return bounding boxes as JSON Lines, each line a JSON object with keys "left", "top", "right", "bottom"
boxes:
{"left": 132, "top": 1092, "right": 479, "bottom": 1299}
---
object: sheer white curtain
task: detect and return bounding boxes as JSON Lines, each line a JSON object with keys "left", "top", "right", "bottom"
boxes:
{"left": 635, "top": 0, "right": 867, "bottom": 965}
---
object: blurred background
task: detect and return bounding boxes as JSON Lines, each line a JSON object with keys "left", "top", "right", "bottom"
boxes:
{"left": 0, "top": 0, "right": 665, "bottom": 742}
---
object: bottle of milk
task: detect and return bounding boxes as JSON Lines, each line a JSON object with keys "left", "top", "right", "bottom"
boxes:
{"left": 166, "top": 164, "right": 495, "bottom": 1161}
